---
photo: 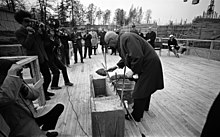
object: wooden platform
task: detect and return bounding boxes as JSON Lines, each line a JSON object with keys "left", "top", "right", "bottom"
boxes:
{"left": 39, "top": 48, "right": 220, "bottom": 137}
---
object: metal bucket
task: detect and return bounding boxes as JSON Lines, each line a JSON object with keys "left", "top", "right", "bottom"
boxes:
{"left": 114, "top": 79, "right": 135, "bottom": 104}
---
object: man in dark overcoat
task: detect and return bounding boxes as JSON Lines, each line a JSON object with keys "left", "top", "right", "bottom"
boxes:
{"left": 106, "top": 31, "right": 164, "bottom": 122}
{"left": 83, "top": 29, "right": 92, "bottom": 58}
{"left": 14, "top": 10, "right": 54, "bottom": 100}
{"left": 145, "top": 27, "right": 156, "bottom": 48}
{"left": 70, "top": 27, "right": 84, "bottom": 63}
{"left": 99, "top": 28, "right": 107, "bottom": 53}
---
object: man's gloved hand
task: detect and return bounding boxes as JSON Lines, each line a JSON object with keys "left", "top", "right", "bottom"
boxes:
{"left": 107, "top": 66, "right": 118, "bottom": 72}
{"left": 128, "top": 74, "right": 139, "bottom": 82}
{"left": 125, "top": 70, "right": 134, "bottom": 78}
{"left": 133, "top": 74, "right": 139, "bottom": 79}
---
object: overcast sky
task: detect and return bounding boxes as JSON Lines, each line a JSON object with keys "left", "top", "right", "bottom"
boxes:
{"left": 28, "top": 0, "right": 220, "bottom": 25}
{"left": 80, "top": 0, "right": 220, "bottom": 25}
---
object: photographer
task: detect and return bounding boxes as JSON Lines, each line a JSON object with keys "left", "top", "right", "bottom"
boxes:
{"left": 59, "top": 28, "right": 71, "bottom": 66}
{"left": 0, "top": 59, "right": 64, "bottom": 137}
{"left": 44, "top": 29, "right": 73, "bottom": 90}
{"left": 14, "top": 10, "right": 54, "bottom": 100}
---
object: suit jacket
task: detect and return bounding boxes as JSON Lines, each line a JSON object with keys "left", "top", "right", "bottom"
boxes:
{"left": 83, "top": 33, "right": 92, "bottom": 47}
{"left": 15, "top": 26, "right": 48, "bottom": 64}
{"left": 71, "top": 31, "right": 82, "bottom": 48}
{"left": 99, "top": 31, "right": 106, "bottom": 45}
{"left": 145, "top": 31, "right": 156, "bottom": 47}
{"left": 0, "top": 75, "right": 45, "bottom": 137}
{"left": 117, "top": 32, "right": 164, "bottom": 99}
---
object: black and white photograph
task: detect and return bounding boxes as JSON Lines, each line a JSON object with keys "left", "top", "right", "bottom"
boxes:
{"left": 0, "top": 0, "right": 220, "bottom": 137}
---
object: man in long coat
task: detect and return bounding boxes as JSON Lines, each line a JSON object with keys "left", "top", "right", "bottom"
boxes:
{"left": 71, "top": 27, "right": 84, "bottom": 63}
{"left": 14, "top": 10, "right": 53, "bottom": 100}
{"left": 106, "top": 31, "right": 164, "bottom": 122}
{"left": 89, "top": 28, "right": 98, "bottom": 55}
{"left": 145, "top": 27, "right": 156, "bottom": 48}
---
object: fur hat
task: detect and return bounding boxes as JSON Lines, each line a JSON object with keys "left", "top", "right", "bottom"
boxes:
{"left": 14, "top": 10, "right": 32, "bottom": 24}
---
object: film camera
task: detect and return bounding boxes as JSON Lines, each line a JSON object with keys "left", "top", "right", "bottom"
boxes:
{"left": 48, "top": 18, "right": 60, "bottom": 30}
{"left": 24, "top": 18, "right": 45, "bottom": 32}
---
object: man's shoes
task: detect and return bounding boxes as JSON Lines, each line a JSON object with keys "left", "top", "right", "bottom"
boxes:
{"left": 45, "top": 95, "right": 51, "bottom": 101}
{"left": 46, "top": 91, "right": 55, "bottom": 96}
{"left": 51, "top": 86, "right": 62, "bottom": 90}
{"left": 65, "top": 82, "right": 74, "bottom": 86}
{"left": 46, "top": 131, "right": 58, "bottom": 137}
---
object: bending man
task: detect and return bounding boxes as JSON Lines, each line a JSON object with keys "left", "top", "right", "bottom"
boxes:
{"left": 106, "top": 31, "right": 164, "bottom": 122}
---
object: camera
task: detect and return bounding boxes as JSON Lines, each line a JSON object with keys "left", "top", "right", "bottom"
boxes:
{"left": 30, "top": 21, "right": 44, "bottom": 31}
{"left": 24, "top": 18, "right": 44, "bottom": 31}
{"left": 48, "top": 18, "right": 60, "bottom": 30}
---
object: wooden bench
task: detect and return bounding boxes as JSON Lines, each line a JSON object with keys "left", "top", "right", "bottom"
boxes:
{"left": 162, "top": 43, "right": 170, "bottom": 56}
{"left": 154, "top": 42, "right": 162, "bottom": 56}
{"left": 0, "top": 56, "right": 45, "bottom": 106}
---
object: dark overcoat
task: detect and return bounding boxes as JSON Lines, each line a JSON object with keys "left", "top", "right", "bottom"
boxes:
{"left": 117, "top": 32, "right": 164, "bottom": 99}
{"left": 15, "top": 26, "right": 48, "bottom": 64}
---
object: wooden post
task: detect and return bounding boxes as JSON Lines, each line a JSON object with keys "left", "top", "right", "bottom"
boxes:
{"left": 0, "top": 56, "right": 45, "bottom": 106}
{"left": 30, "top": 58, "right": 46, "bottom": 106}
{"left": 185, "top": 40, "right": 190, "bottom": 55}
{"left": 90, "top": 75, "right": 124, "bottom": 137}
{"left": 208, "top": 40, "right": 214, "bottom": 60}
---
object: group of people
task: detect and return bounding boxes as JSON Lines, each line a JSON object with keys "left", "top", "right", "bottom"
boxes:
{"left": 0, "top": 10, "right": 73, "bottom": 137}
{"left": 0, "top": 9, "right": 216, "bottom": 137}
{"left": 70, "top": 27, "right": 117, "bottom": 61}
{"left": 130, "top": 25, "right": 157, "bottom": 48}
{"left": 132, "top": 24, "right": 187, "bottom": 57}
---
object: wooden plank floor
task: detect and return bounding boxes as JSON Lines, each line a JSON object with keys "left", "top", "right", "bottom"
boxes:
{"left": 38, "top": 48, "right": 220, "bottom": 137}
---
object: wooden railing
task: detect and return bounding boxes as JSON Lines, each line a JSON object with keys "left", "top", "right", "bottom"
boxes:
{"left": 0, "top": 56, "right": 45, "bottom": 106}
{"left": 157, "top": 37, "right": 220, "bottom": 60}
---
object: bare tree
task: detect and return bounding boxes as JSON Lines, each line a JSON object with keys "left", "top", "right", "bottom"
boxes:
{"left": 57, "top": 0, "right": 68, "bottom": 25}
{"left": 144, "top": 9, "right": 152, "bottom": 24}
{"left": 103, "top": 9, "right": 111, "bottom": 25}
{"left": 86, "top": 3, "right": 97, "bottom": 25}
{"left": 96, "top": 8, "right": 102, "bottom": 25}
{"left": 114, "top": 8, "right": 126, "bottom": 26}
{"left": 136, "top": 7, "right": 143, "bottom": 24}
{"left": 0, "top": 0, "right": 28, "bottom": 11}
{"left": 128, "top": 5, "right": 137, "bottom": 24}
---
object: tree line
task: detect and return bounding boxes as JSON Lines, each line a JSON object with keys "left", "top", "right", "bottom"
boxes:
{"left": 0, "top": 0, "right": 153, "bottom": 27}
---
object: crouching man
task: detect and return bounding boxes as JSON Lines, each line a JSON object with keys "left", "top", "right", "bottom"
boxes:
{"left": 0, "top": 59, "right": 64, "bottom": 137}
